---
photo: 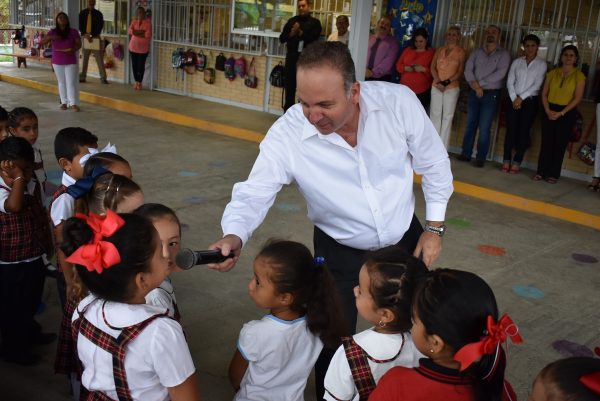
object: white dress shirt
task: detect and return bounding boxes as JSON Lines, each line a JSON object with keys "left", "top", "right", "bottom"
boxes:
{"left": 222, "top": 82, "right": 453, "bottom": 250}
{"left": 327, "top": 30, "right": 349, "bottom": 46}
{"left": 507, "top": 56, "right": 547, "bottom": 102}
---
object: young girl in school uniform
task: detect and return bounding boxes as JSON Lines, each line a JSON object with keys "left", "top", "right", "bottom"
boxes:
{"left": 61, "top": 211, "right": 200, "bottom": 400}
{"left": 55, "top": 166, "right": 142, "bottom": 400}
{"left": 8, "top": 107, "right": 47, "bottom": 203}
{"left": 135, "top": 203, "right": 184, "bottom": 321}
{"left": 229, "top": 239, "right": 346, "bottom": 401}
{"left": 324, "top": 246, "right": 428, "bottom": 401}
{"left": 369, "top": 269, "right": 522, "bottom": 401}
{"left": 0, "top": 137, "right": 54, "bottom": 365}
{"left": 528, "top": 357, "right": 600, "bottom": 401}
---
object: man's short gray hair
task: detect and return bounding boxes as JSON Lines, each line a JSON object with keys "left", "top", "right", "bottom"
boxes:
{"left": 297, "top": 41, "right": 356, "bottom": 94}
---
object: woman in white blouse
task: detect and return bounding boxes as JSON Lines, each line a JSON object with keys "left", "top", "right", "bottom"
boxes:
{"left": 502, "top": 34, "right": 547, "bottom": 174}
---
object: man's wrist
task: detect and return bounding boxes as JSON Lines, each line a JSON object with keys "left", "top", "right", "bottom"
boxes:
{"left": 424, "top": 222, "right": 446, "bottom": 237}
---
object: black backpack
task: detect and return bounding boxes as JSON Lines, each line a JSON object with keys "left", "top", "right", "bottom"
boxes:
{"left": 269, "top": 62, "right": 285, "bottom": 88}
{"left": 215, "top": 52, "right": 226, "bottom": 71}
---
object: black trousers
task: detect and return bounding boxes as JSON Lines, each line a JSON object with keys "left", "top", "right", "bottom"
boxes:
{"left": 503, "top": 96, "right": 538, "bottom": 164}
{"left": 537, "top": 104, "right": 576, "bottom": 179}
{"left": 0, "top": 257, "right": 45, "bottom": 357}
{"left": 283, "top": 54, "right": 299, "bottom": 112}
{"left": 312, "top": 214, "right": 424, "bottom": 400}
{"left": 416, "top": 90, "right": 431, "bottom": 115}
{"left": 130, "top": 51, "right": 148, "bottom": 83}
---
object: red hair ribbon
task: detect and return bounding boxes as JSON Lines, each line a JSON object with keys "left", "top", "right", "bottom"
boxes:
{"left": 65, "top": 209, "right": 125, "bottom": 274}
{"left": 581, "top": 372, "right": 600, "bottom": 395}
{"left": 454, "top": 314, "right": 523, "bottom": 371}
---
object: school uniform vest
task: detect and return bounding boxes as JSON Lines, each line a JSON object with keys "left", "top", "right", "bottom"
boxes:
{"left": 341, "top": 335, "right": 405, "bottom": 401}
{"left": 0, "top": 180, "right": 52, "bottom": 262}
{"left": 73, "top": 299, "right": 170, "bottom": 401}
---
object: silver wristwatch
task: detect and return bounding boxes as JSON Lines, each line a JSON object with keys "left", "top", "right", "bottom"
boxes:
{"left": 424, "top": 224, "right": 446, "bottom": 237}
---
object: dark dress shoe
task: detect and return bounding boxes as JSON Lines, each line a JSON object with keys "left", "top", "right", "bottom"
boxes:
{"left": 456, "top": 154, "right": 471, "bottom": 162}
{"left": 474, "top": 160, "right": 485, "bottom": 168}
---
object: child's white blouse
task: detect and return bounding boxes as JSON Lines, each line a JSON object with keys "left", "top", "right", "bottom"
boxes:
{"left": 235, "top": 314, "right": 323, "bottom": 401}
{"left": 324, "top": 328, "right": 423, "bottom": 401}
{"left": 73, "top": 294, "right": 195, "bottom": 401}
{"left": 49, "top": 172, "right": 76, "bottom": 226}
{"left": 145, "top": 278, "right": 177, "bottom": 318}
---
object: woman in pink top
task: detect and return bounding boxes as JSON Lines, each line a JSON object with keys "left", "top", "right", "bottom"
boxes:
{"left": 41, "top": 12, "right": 82, "bottom": 111}
{"left": 396, "top": 28, "right": 435, "bottom": 111}
{"left": 128, "top": 6, "right": 152, "bottom": 91}
{"left": 430, "top": 26, "right": 466, "bottom": 149}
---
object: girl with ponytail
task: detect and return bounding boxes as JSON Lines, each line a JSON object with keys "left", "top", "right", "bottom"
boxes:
{"left": 229, "top": 239, "right": 345, "bottom": 401}
{"left": 370, "top": 269, "right": 522, "bottom": 401}
{"left": 324, "top": 246, "right": 429, "bottom": 401}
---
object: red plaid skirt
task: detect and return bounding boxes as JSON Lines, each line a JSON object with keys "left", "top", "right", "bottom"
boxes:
{"left": 54, "top": 298, "right": 79, "bottom": 375}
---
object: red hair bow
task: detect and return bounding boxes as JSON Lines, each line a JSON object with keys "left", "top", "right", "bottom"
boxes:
{"left": 454, "top": 314, "right": 523, "bottom": 371}
{"left": 581, "top": 372, "right": 600, "bottom": 395}
{"left": 65, "top": 209, "right": 125, "bottom": 274}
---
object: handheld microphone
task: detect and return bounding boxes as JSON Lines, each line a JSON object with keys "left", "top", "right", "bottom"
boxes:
{"left": 175, "top": 248, "right": 234, "bottom": 270}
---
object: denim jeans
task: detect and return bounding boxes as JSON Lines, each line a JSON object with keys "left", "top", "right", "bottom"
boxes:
{"left": 461, "top": 90, "right": 500, "bottom": 161}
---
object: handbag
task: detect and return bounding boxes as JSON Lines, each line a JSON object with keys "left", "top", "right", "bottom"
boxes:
{"left": 577, "top": 142, "right": 596, "bottom": 166}
{"left": 204, "top": 68, "right": 215, "bottom": 84}
{"left": 42, "top": 48, "right": 53, "bottom": 58}
{"left": 244, "top": 57, "right": 257, "bottom": 88}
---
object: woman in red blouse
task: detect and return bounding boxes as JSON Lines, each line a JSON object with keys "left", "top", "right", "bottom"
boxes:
{"left": 396, "top": 28, "right": 435, "bottom": 112}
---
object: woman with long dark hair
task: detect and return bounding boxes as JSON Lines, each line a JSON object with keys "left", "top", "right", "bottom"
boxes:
{"left": 534, "top": 45, "right": 586, "bottom": 183}
{"left": 41, "top": 12, "right": 81, "bottom": 111}
{"left": 396, "top": 28, "right": 435, "bottom": 111}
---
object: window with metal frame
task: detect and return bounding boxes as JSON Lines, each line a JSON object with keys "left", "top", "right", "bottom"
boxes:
{"left": 155, "top": 0, "right": 263, "bottom": 54}
{"left": 10, "top": 0, "right": 63, "bottom": 27}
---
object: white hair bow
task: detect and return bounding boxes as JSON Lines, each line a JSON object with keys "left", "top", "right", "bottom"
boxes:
{"left": 79, "top": 142, "right": 118, "bottom": 167}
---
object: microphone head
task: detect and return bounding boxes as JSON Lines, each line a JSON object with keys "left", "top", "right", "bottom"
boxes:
{"left": 175, "top": 248, "right": 196, "bottom": 270}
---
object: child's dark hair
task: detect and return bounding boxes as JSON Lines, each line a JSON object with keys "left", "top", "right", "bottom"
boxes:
{"left": 134, "top": 203, "right": 181, "bottom": 233}
{"left": 0, "top": 106, "right": 8, "bottom": 121}
{"left": 364, "top": 246, "right": 428, "bottom": 332}
{"left": 0, "top": 136, "right": 34, "bottom": 163}
{"left": 54, "top": 127, "right": 98, "bottom": 161}
{"left": 413, "top": 269, "right": 504, "bottom": 401}
{"left": 60, "top": 213, "right": 157, "bottom": 303}
{"left": 538, "top": 357, "right": 600, "bottom": 401}
{"left": 76, "top": 173, "right": 142, "bottom": 215}
{"left": 258, "top": 239, "right": 345, "bottom": 348}
{"left": 83, "top": 152, "right": 130, "bottom": 177}
{"left": 8, "top": 107, "right": 37, "bottom": 131}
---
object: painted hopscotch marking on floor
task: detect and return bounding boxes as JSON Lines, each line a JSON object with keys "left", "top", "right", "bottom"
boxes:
{"left": 178, "top": 171, "right": 198, "bottom": 177}
{"left": 571, "top": 253, "right": 598, "bottom": 264}
{"left": 446, "top": 217, "right": 471, "bottom": 228}
{"left": 512, "top": 285, "right": 545, "bottom": 299}
{"left": 275, "top": 203, "right": 301, "bottom": 212}
{"left": 477, "top": 244, "right": 506, "bottom": 256}
{"left": 552, "top": 340, "right": 595, "bottom": 358}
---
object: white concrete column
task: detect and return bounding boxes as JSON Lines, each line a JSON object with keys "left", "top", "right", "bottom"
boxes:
{"left": 348, "top": 0, "right": 373, "bottom": 81}
{"left": 66, "top": 0, "right": 80, "bottom": 30}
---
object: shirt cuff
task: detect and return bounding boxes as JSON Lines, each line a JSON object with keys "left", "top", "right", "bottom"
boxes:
{"left": 222, "top": 223, "right": 249, "bottom": 248}
{"left": 426, "top": 202, "right": 447, "bottom": 223}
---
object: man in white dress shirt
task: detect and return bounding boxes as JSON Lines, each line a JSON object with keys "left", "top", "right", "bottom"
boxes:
{"left": 327, "top": 15, "right": 349, "bottom": 46}
{"left": 210, "top": 41, "right": 453, "bottom": 398}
